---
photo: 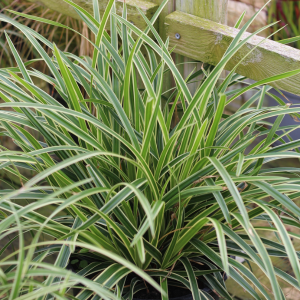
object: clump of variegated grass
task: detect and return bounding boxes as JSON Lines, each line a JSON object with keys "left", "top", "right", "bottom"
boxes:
{"left": 1, "top": 0, "right": 300, "bottom": 299}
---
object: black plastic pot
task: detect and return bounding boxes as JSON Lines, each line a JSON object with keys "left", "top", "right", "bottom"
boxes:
{"left": 132, "top": 281, "right": 220, "bottom": 300}
{"left": 68, "top": 252, "right": 223, "bottom": 300}
{"left": 133, "top": 290, "right": 219, "bottom": 300}
{"left": 133, "top": 295, "right": 194, "bottom": 300}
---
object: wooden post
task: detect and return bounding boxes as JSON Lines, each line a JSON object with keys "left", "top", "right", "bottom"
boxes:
{"left": 175, "top": 0, "right": 228, "bottom": 94}
{"left": 148, "top": 0, "right": 175, "bottom": 41}
{"left": 146, "top": 0, "right": 175, "bottom": 107}
{"left": 176, "top": 0, "right": 228, "bottom": 23}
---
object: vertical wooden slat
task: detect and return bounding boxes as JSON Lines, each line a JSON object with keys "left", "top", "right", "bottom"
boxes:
{"left": 149, "top": 0, "right": 175, "bottom": 41}
{"left": 176, "top": 0, "right": 228, "bottom": 23}
{"left": 176, "top": 0, "right": 228, "bottom": 94}
{"left": 148, "top": 0, "right": 175, "bottom": 102}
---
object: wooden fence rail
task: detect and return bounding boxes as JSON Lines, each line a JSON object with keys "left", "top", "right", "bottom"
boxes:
{"left": 166, "top": 11, "right": 300, "bottom": 95}
{"left": 26, "top": 0, "right": 300, "bottom": 95}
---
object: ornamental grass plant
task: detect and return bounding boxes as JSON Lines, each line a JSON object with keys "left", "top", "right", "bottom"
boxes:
{"left": 2, "top": 1, "right": 300, "bottom": 299}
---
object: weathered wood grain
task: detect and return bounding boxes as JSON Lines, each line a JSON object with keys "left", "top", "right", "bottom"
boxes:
{"left": 147, "top": 0, "right": 175, "bottom": 41}
{"left": 28, "top": 0, "right": 158, "bottom": 31}
{"left": 165, "top": 11, "right": 300, "bottom": 95}
{"left": 175, "top": 0, "right": 228, "bottom": 95}
{"left": 176, "top": 0, "right": 228, "bottom": 24}
{"left": 148, "top": 0, "right": 175, "bottom": 101}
